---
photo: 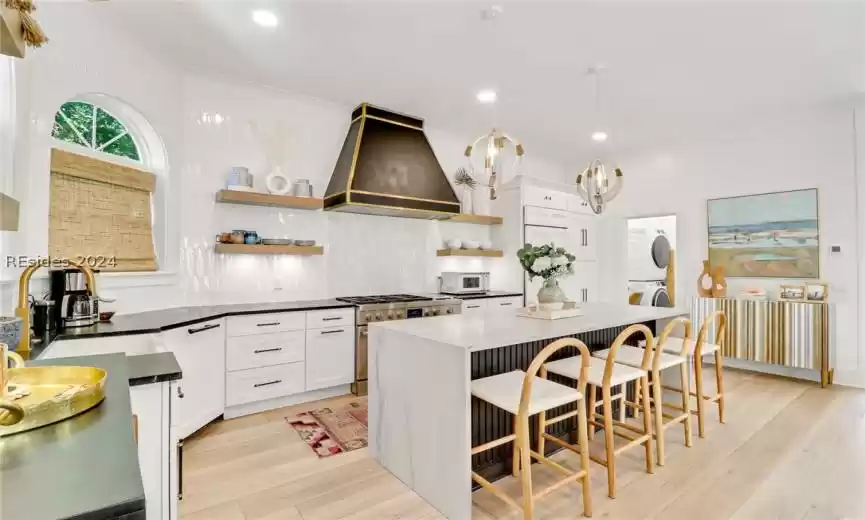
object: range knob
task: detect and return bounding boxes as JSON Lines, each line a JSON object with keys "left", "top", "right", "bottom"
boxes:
{"left": 375, "top": 312, "right": 383, "bottom": 321}
{"left": 387, "top": 311, "right": 395, "bottom": 320}
{"left": 396, "top": 311, "right": 404, "bottom": 319}
{"left": 432, "top": 308, "right": 440, "bottom": 316}
{"left": 446, "top": 308, "right": 453, "bottom": 314}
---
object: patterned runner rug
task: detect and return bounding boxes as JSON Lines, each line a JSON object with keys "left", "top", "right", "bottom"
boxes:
{"left": 286, "top": 399, "right": 369, "bottom": 458}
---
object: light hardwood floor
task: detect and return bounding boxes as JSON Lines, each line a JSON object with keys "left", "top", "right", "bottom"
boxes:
{"left": 180, "top": 369, "right": 865, "bottom": 520}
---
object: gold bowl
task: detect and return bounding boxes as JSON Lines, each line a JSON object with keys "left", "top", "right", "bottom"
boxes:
{"left": 0, "top": 365, "right": 107, "bottom": 437}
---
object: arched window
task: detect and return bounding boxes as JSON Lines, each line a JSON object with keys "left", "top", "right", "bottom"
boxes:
{"left": 51, "top": 100, "right": 141, "bottom": 162}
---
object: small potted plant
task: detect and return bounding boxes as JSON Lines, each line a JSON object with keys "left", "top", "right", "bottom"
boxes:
{"left": 517, "top": 243, "right": 576, "bottom": 309}
{"left": 453, "top": 167, "right": 477, "bottom": 214}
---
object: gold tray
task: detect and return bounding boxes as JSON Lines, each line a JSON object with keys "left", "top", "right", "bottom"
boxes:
{"left": 0, "top": 366, "right": 107, "bottom": 437}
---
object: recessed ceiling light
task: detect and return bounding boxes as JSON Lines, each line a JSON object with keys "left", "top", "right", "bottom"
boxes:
{"left": 476, "top": 90, "right": 497, "bottom": 104}
{"left": 252, "top": 10, "right": 278, "bottom": 28}
{"left": 591, "top": 131, "right": 608, "bottom": 142}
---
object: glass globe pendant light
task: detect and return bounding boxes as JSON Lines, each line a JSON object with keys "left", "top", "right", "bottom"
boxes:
{"left": 576, "top": 66, "right": 623, "bottom": 214}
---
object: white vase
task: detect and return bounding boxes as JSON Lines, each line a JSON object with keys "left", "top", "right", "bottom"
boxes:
{"left": 460, "top": 185, "right": 474, "bottom": 214}
{"left": 473, "top": 187, "right": 491, "bottom": 216}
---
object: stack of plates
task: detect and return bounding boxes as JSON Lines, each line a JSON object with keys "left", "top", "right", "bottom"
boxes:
{"left": 261, "top": 239, "right": 293, "bottom": 245}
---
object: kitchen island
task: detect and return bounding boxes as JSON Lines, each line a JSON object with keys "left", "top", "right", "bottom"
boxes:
{"left": 368, "top": 303, "right": 687, "bottom": 520}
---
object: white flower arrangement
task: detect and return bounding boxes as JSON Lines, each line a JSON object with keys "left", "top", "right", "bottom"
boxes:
{"left": 516, "top": 242, "right": 576, "bottom": 281}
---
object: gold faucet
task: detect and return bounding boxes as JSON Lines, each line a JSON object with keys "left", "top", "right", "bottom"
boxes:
{"left": 14, "top": 259, "right": 97, "bottom": 355}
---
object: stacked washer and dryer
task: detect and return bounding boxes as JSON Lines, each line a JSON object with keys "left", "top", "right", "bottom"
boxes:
{"left": 628, "top": 225, "right": 674, "bottom": 307}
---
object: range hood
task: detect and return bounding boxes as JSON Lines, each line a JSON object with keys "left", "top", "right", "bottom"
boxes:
{"left": 323, "top": 103, "right": 460, "bottom": 219}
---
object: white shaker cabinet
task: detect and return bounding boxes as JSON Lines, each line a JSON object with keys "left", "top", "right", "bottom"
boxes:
{"left": 462, "top": 300, "right": 487, "bottom": 314}
{"left": 305, "top": 326, "right": 354, "bottom": 391}
{"left": 569, "top": 214, "right": 598, "bottom": 261}
{"left": 488, "top": 296, "right": 522, "bottom": 309}
{"left": 129, "top": 382, "right": 171, "bottom": 520}
{"left": 163, "top": 319, "right": 226, "bottom": 440}
{"left": 571, "top": 261, "right": 599, "bottom": 303}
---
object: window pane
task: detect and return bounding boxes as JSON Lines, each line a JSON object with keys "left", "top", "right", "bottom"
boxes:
{"left": 51, "top": 114, "right": 87, "bottom": 146}
{"left": 94, "top": 108, "right": 128, "bottom": 149}
{"left": 59, "top": 101, "right": 95, "bottom": 147}
{"left": 102, "top": 133, "right": 140, "bottom": 161}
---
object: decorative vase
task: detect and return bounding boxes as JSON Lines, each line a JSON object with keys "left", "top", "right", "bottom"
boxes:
{"left": 537, "top": 278, "right": 567, "bottom": 310}
{"left": 460, "top": 185, "right": 474, "bottom": 214}
{"left": 473, "top": 187, "right": 491, "bottom": 216}
{"left": 710, "top": 265, "right": 727, "bottom": 297}
{"left": 697, "top": 260, "right": 713, "bottom": 297}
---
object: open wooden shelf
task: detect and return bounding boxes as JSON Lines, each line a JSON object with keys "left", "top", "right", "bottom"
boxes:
{"left": 436, "top": 248, "right": 504, "bottom": 258}
{"left": 215, "top": 244, "right": 324, "bottom": 256}
{"left": 215, "top": 190, "right": 323, "bottom": 210}
{"left": 443, "top": 214, "right": 504, "bottom": 226}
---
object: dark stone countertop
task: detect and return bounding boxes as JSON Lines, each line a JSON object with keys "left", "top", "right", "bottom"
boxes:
{"left": 54, "top": 298, "right": 355, "bottom": 341}
{"left": 127, "top": 352, "right": 182, "bottom": 387}
{"left": 1, "top": 353, "right": 146, "bottom": 520}
{"left": 440, "top": 291, "right": 523, "bottom": 301}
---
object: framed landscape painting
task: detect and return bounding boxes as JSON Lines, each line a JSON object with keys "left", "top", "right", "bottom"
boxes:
{"left": 707, "top": 188, "right": 819, "bottom": 278}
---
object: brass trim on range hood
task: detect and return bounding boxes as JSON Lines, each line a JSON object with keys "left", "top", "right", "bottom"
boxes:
{"left": 323, "top": 103, "right": 460, "bottom": 219}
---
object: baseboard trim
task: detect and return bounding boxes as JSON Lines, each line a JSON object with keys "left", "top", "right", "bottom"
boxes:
{"left": 223, "top": 385, "right": 352, "bottom": 419}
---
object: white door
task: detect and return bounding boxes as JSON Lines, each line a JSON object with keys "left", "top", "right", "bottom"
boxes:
{"left": 571, "top": 261, "right": 599, "bottom": 303}
{"left": 163, "top": 319, "right": 226, "bottom": 439}
{"left": 130, "top": 383, "right": 167, "bottom": 520}
{"left": 305, "top": 326, "right": 354, "bottom": 391}
{"left": 569, "top": 214, "right": 598, "bottom": 261}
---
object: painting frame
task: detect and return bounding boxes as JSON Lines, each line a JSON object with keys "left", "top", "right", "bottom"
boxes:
{"left": 706, "top": 188, "right": 819, "bottom": 279}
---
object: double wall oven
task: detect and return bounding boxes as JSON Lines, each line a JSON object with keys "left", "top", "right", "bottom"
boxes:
{"left": 336, "top": 294, "right": 462, "bottom": 396}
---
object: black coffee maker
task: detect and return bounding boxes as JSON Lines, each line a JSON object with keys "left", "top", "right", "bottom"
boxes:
{"left": 49, "top": 268, "right": 98, "bottom": 329}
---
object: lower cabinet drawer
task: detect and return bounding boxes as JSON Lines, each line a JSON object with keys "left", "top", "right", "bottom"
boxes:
{"left": 489, "top": 296, "right": 522, "bottom": 309}
{"left": 226, "top": 331, "right": 305, "bottom": 371}
{"left": 225, "top": 363, "right": 305, "bottom": 406}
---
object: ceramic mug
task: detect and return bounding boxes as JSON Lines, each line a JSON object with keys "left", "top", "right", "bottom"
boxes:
{"left": 0, "top": 343, "right": 25, "bottom": 426}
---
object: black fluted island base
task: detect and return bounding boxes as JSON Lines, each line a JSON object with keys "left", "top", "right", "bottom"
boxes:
{"left": 470, "top": 320, "right": 658, "bottom": 486}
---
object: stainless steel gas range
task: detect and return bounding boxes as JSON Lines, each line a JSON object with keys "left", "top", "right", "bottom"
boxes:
{"left": 335, "top": 294, "right": 462, "bottom": 396}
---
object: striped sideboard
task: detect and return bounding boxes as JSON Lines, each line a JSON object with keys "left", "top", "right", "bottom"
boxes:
{"left": 690, "top": 297, "right": 833, "bottom": 386}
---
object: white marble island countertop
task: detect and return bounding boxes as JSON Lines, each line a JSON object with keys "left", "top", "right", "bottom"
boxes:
{"left": 369, "top": 302, "right": 687, "bottom": 351}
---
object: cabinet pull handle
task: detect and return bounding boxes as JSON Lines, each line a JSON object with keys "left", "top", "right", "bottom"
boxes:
{"left": 177, "top": 440, "right": 184, "bottom": 500}
{"left": 320, "top": 329, "right": 345, "bottom": 335}
{"left": 254, "top": 347, "right": 283, "bottom": 354}
{"left": 132, "top": 414, "right": 139, "bottom": 446}
{"left": 256, "top": 322, "right": 281, "bottom": 327}
{"left": 467, "top": 305, "right": 481, "bottom": 309}
{"left": 188, "top": 323, "right": 220, "bottom": 334}
{"left": 177, "top": 386, "right": 184, "bottom": 399}
{"left": 254, "top": 380, "right": 283, "bottom": 388}
{"left": 499, "top": 302, "right": 513, "bottom": 306}
{"left": 322, "top": 316, "right": 343, "bottom": 321}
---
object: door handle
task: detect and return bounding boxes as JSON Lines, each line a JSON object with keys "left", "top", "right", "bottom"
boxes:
{"left": 256, "top": 322, "right": 281, "bottom": 327}
{"left": 254, "top": 347, "right": 283, "bottom": 354}
{"left": 499, "top": 302, "right": 513, "bottom": 306}
{"left": 466, "top": 305, "right": 481, "bottom": 309}
{"left": 322, "top": 316, "right": 343, "bottom": 321}
{"left": 188, "top": 323, "right": 220, "bottom": 334}
{"left": 320, "top": 329, "right": 345, "bottom": 335}
{"left": 177, "top": 440, "right": 184, "bottom": 500}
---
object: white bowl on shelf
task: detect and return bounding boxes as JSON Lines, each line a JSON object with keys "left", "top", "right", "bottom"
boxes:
{"left": 462, "top": 240, "right": 480, "bottom": 249}
{"left": 446, "top": 239, "right": 462, "bottom": 249}
{"left": 479, "top": 240, "right": 493, "bottom": 250}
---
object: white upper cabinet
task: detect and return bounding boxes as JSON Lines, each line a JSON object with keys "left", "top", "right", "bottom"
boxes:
{"left": 524, "top": 185, "right": 568, "bottom": 211}
{"left": 566, "top": 194, "right": 595, "bottom": 215}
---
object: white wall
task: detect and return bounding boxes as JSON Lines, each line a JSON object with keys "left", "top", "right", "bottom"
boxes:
{"left": 0, "top": 3, "right": 565, "bottom": 314}
{"left": 599, "top": 106, "right": 862, "bottom": 386}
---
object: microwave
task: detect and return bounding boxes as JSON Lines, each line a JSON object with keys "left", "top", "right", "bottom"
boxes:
{"left": 441, "top": 272, "right": 490, "bottom": 294}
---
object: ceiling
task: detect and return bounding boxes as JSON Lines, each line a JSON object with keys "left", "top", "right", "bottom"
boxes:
{"left": 98, "top": 0, "right": 865, "bottom": 160}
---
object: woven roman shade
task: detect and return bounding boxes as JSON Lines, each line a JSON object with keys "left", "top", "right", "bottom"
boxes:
{"left": 48, "top": 148, "right": 158, "bottom": 271}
